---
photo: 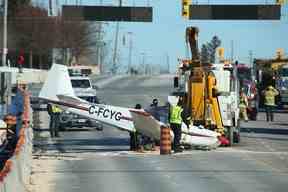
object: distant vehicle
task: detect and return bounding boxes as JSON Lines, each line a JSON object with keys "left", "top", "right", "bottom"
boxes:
{"left": 70, "top": 76, "right": 97, "bottom": 97}
{"left": 59, "top": 76, "right": 103, "bottom": 130}
{"left": 68, "top": 66, "right": 93, "bottom": 76}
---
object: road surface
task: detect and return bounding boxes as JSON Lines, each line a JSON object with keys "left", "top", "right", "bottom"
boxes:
{"left": 30, "top": 75, "right": 288, "bottom": 192}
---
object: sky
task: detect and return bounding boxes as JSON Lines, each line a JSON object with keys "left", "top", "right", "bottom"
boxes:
{"left": 38, "top": 0, "right": 288, "bottom": 72}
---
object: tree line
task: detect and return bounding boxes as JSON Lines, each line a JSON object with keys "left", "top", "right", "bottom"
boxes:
{"left": 2, "top": 0, "right": 99, "bottom": 69}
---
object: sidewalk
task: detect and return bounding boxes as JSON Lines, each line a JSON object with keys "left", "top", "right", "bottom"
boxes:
{"left": 240, "top": 112, "right": 288, "bottom": 135}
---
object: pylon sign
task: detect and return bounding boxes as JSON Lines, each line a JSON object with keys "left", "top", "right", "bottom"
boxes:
{"left": 188, "top": 5, "right": 281, "bottom": 20}
{"left": 63, "top": 6, "right": 153, "bottom": 22}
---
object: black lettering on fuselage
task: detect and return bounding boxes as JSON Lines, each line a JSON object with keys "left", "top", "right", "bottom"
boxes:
{"left": 88, "top": 105, "right": 123, "bottom": 121}
{"left": 110, "top": 110, "right": 116, "bottom": 119}
{"left": 98, "top": 107, "right": 104, "bottom": 116}
{"left": 115, "top": 112, "right": 122, "bottom": 121}
{"left": 89, "top": 106, "right": 96, "bottom": 115}
{"left": 103, "top": 109, "right": 109, "bottom": 118}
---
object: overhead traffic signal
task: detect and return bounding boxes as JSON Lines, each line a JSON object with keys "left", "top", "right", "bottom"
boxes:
{"left": 182, "top": 0, "right": 191, "bottom": 19}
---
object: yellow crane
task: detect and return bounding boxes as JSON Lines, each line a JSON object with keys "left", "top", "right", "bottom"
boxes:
{"left": 173, "top": 27, "right": 241, "bottom": 145}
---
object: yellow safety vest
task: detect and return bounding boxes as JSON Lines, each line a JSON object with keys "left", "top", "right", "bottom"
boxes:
{"left": 52, "top": 105, "right": 62, "bottom": 113}
{"left": 170, "top": 105, "right": 183, "bottom": 125}
{"left": 264, "top": 90, "right": 278, "bottom": 106}
{"left": 239, "top": 95, "right": 248, "bottom": 108}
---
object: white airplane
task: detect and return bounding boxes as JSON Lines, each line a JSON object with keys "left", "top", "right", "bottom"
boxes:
{"left": 39, "top": 64, "right": 220, "bottom": 149}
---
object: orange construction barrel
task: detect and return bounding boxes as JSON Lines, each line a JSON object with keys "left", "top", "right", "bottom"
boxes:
{"left": 160, "top": 125, "right": 171, "bottom": 155}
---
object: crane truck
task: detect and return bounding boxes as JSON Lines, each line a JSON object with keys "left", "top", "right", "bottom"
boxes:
{"left": 172, "top": 27, "right": 240, "bottom": 145}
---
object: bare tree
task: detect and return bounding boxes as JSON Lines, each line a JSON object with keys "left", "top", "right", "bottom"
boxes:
{"left": 201, "top": 35, "right": 221, "bottom": 64}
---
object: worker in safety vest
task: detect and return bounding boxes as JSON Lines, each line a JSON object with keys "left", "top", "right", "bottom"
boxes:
{"left": 239, "top": 90, "right": 248, "bottom": 122}
{"left": 169, "top": 97, "right": 184, "bottom": 153}
{"left": 47, "top": 103, "right": 62, "bottom": 137}
{"left": 262, "top": 85, "right": 279, "bottom": 122}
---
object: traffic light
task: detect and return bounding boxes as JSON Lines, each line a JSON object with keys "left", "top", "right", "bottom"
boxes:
{"left": 182, "top": 0, "right": 191, "bottom": 19}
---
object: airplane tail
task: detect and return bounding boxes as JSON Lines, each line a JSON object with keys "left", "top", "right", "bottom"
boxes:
{"left": 39, "top": 64, "right": 76, "bottom": 101}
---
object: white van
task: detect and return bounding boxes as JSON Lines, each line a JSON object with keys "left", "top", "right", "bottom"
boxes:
{"left": 59, "top": 76, "right": 103, "bottom": 130}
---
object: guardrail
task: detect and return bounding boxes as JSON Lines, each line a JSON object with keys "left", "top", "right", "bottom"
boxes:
{"left": 0, "top": 89, "right": 33, "bottom": 192}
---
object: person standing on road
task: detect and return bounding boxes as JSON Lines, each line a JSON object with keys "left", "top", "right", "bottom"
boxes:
{"left": 262, "top": 85, "right": 279, "bottom": 122}
{"left": 47, "top": 103, "right": 62, "bottom": 137}
{"left": 130, "top": 104, "right": 142, "bottom": 151}
{"left": 239, "top": 90, "right": 249, "bottom": 122}
{"left": 169, "top": 97, "right": 184, "bottom": 153}
{"left": 149, "top": 98, "right": 160, "bottom": 121}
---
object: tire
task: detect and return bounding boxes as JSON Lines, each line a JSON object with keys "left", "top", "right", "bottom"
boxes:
{"left": 59, "top": 113, "right": 72, "bottom": 124}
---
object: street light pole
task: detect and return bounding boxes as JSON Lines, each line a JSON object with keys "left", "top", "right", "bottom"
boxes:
{"left": 1, "top": 0, "right": 8, "bottom": 106}
{"left": 127, "top": 32, "right": 133, "bottom": 75}
{"left": 2, "top": 0, "right": 7, "bottom": 68}
{"left": 112, "top": 0, "right": 122, "bottom": 74}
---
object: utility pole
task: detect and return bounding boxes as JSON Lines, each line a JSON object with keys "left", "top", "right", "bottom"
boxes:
{"left": 230, "top": 40, "right": 234, "bottom": 62}
{"left": 97, "top": 0, "right": 103, "bottom": 73}
{"left": 166, "top": 53, "right": 170, "bottom": 74}
{"left": 2, "top": 0, "right": 7, "bottom": 68}
{"left": 141, "top": 53, "right": 147, "bottom": 75}
{"left": 127, "top": 32, "right": 133, "bottom": 75}
{"left": 112, "top": 0, "right": 122, "bottom": 74}
{"left": 0, "top": 0, "right": 8, "bottom": 113}
{"left": 49, "top": 0, "right": 53, "bottom": 15}
{"left": 249, "top": 50, "right": 255, "bottom": 81}
{"left": 249, "top": 50, "right": 253, "bottom": 68}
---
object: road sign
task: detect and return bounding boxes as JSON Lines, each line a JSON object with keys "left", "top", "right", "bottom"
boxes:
{"left": 63, "top": 6, "right": 153, "bottom": 22}
{"left": 189, "top": 5, "right": 281, "bottom": 20}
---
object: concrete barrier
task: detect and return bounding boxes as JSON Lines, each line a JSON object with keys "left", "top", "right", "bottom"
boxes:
{"left": 0, "top": 90, "right": 33, "bottom": 192}
{"left": 0, "top": 66, "right": 48, "bottom": 84}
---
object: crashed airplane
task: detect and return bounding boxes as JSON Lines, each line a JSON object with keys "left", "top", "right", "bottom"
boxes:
{"left": 38, "top": 64, "right": 220, "bottom": 149}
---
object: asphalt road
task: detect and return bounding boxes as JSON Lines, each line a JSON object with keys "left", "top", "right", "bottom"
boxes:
{"left": 32, "top": 75, "right": 288, "bottom": 192}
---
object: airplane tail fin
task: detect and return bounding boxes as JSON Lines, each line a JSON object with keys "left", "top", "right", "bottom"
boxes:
{"left": 39, "top": 64, "right": 75, "bottom": 101}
